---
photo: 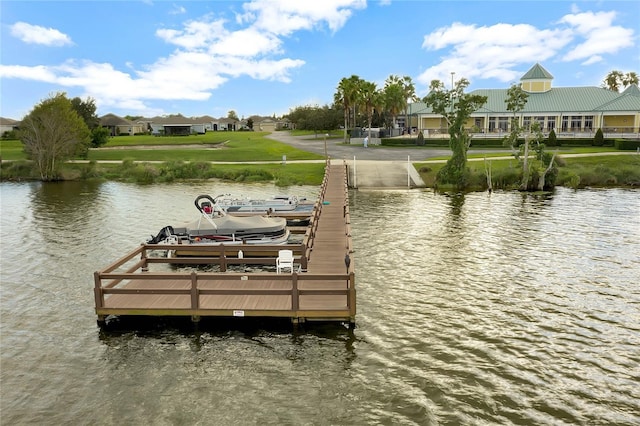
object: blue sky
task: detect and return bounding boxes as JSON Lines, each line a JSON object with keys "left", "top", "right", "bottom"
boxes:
{"left": 1, "top": 1, "right": 638, "bottom": 120}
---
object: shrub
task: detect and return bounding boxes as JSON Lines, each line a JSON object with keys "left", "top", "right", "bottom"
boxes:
{"left": 469, "top": 139, "right": 508, "bottom": 147}
{"left": 381, "top": 138, "right": 415, "bottom": 146}
{"left": 79, "top": 161, "right": 100, "bottom": 179}
{"left": 0, "top": 160, "right": 36, "bottom": 180}
{"left": 2, "top": 130, "right": 17, "bottom": 140}
{"left": 416, "top": 131, "right": 425, "bottom": 146}
{"left": 90, "top": 127, "right": 110, "bottom": 148}
{"left": 547, "top": 129, "right": 558, "bottom": 147}
{"left": 614, "top": 139, "right": 640, "bottom": 150}
{"left": 594, "top": 128, "right": 604, "bottom": 146}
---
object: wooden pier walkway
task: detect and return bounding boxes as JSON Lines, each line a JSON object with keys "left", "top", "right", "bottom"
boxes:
{"left": 94, "top": 161, "right": 355, "bottom": 326}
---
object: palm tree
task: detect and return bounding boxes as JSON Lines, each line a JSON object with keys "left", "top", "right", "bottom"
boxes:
{"left": 358, "top": 80, "right": 381, "bottom": 142}
{"left": 386, "top": 75, "right": 417, "bottom": 134}
{"left": 622, "top": 71, "right": 639, "bottom": 88}
{"left": 603, "top": 70, "right": 624, "bottom": 92}
{"left": 383, "top": 76, "right": 406, "bottom": 133}
{"left": 334, "top": 75, "right": 361, "bottom": 143}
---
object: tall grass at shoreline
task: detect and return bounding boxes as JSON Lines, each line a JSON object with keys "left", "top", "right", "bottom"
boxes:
{"left": 416, "top": 154, "right": 640, "bottom": 190}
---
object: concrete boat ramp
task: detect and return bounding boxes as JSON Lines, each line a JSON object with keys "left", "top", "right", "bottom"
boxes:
{"left": 346, "top": 159, "right": 426, "bottom": 189}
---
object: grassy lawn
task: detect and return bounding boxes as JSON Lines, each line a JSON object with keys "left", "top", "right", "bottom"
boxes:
{"left": 101, "top": 132, "right": 231, "bottom": 146}
{"left": 0, "top": 140, "right": 24, "bottom": 161}
{"left": 1, "top": 132, "right": 324, "bottom": 162}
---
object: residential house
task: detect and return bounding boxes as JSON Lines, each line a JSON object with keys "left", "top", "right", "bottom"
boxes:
{"left": 213, "top": 117, "right": 237, "bottom": 131}
{"left": 249, "top": 115, "right": 290, "bottom": 132}
{"left": 99, "top": 114, "right": 145, "bottom": 136}
{"left": 0, "top": 117, "right": 20, "bottom": 136}
{"left": 147, "top": 114, "right": 203, "bottom": 135}
{"left": 408, "top": 63, "right": 640, "bottom": 137}
{"left": 195, "top": 115, "right": 216, "bottom": 132}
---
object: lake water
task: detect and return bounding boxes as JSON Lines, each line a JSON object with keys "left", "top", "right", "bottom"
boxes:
{"left": 1, "top": 181, "right": 639, "bottom": 425}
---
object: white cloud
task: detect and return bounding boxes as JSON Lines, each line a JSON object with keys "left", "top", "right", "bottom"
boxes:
{"left": 240, "top": 0, "right": 366, "bottom": 35}
{"left": 417, "top": 7, "right": 636, "bottom": 92}
{"left": 418, "top": 22, "right": 572, "bottom": 88}
{"left": 10, "top": 22, "right": 73, "bottom": 46}
{"left": 156, "top": 18, "right": 228, "bottom": 50}
{"left": 0, "top": 64, "right": 59, "bottom": 82}
{"left": 207, "top": 28, "right": 284, "bottom": 57}
{"left": 557, "top": 11, "right": 634, "bottom": 62}
{"left": 169, "top": 4, "right": 187, "bottom": 15}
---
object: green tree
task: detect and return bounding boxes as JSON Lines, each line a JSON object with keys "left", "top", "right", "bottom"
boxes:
{"left": 19, "top": 92, "right": 91, "bottom": 181}
{"left": 504, "top": 87, "right": 557, "bottom": 190}
{"left": 70, "top": 96, "right": 103, "bottom": 146}
{"left": 529, "top": 122, "right": 557, "bottom": 191}
{"left": 285, "top": 104, "right": 340, "bottom": 133}
{"left": 70, "top": 96, "right": 99, "bottom": 130}
{"left": 227, "top": 110, "right": 239, "bottom": 121}
{"left": 247, "top": 118, "right": 254, "bottom": 130}
{"left": 423, "top": 78, "right": 487, "bottom": 188}
{"left": 90, "top": 126, "right": 110, "bottom": 148}
{"left": 504, "top": 84, "right": 531, "bottom": 189}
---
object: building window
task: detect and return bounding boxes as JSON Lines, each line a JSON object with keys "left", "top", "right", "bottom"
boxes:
{"left": 489, "top": 117, "right": 496, "bottom": 132}
{"left": 523, "top": 116, "right": 531, "bottom": 130}
{"left": 547, "top": 116, "right": 556, "bottom": 130}
{"left": 562, "top": 116, "right": 569, "bottom": 131}
{"left": 584, "top": 116, "right": 593, "bottom": 130}
{"left": 571, "top": 116, "right": 582, "bottom": 131}
{"left": 498, "top": 117, "right": 509, "bottom": 131}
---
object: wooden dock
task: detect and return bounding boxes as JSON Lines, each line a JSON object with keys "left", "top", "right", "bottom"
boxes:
{"left": 94, "top": 161, "right": 355, "bottom": 326}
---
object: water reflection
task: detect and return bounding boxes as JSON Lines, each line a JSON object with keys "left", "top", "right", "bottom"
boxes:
{"left": 2, "top": 182, "right": 639, "bottom": 425}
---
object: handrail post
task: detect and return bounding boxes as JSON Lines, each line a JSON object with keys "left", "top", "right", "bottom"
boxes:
{"left": 141, "top": 245, "right": 149, "bottom": 272}
{"left": 94, "top": 271, "right": 104, "bottom": 309}
{"left": 220, "top": 244, "right": 227, "bottom": 272}
{"left": 348, "top": 272, "right": 356, "bottom": 317}
{"left": 291, "top": 273, "right": 299, "bottom": 311}
{"left": 190, "top": 272, "right": 199, "bottom": 322}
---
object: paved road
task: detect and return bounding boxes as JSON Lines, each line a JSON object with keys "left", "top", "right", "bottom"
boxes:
{"left": 265, "top": 131, "right": 502, "bottom": 188}
{"left": 265, "top": 132, "right": 449, "bottom": 162}
{"left": 265, "top": 131, "right": 511, "bottom": 162}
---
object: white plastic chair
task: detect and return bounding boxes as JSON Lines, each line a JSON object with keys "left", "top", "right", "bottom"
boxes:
{"left": 276, "top": 249, "right": 295, "bottom": 273}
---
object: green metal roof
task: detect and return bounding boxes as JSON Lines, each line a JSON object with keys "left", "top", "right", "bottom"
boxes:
{"left": 411, "top": 85, "right": 640, "bottom": 115}
{"left": 622, "top": 84, "right": 640, "bottom": 97}
{"left": 520, "top": 63, "right": 554, "bottom": 80}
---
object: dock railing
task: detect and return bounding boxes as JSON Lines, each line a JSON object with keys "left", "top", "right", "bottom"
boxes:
{"left": 94, "top": 243, "right": 355, "bottom": 321}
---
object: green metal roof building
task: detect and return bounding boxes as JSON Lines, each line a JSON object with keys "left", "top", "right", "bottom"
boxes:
{"left": 409, "top": 63, "right": 640, "bottom": 137}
